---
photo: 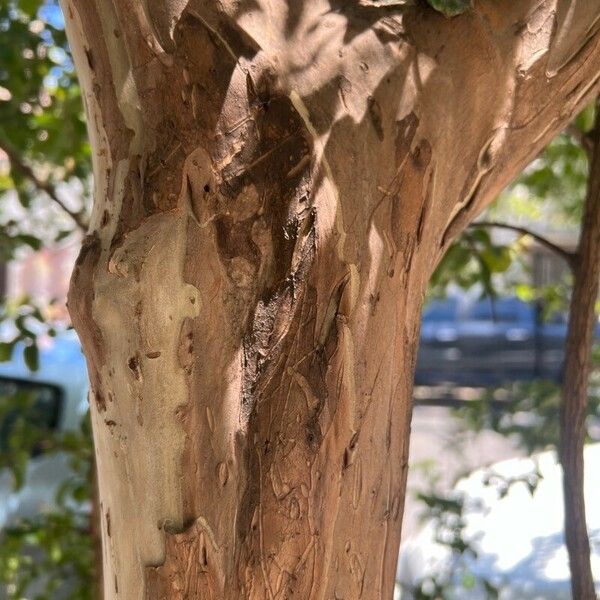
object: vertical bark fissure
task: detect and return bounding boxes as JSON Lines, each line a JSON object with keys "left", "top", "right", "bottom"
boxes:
{"left": 559, "top": 98, "right": 600, "bottom": 600}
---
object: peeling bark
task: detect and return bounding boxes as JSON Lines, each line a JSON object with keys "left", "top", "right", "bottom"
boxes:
{"left": 60, "top": 1, "right": 600, "bottom": 598}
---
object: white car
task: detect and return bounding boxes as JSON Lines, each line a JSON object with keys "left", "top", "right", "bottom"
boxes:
{"left": 0, "top": 333, "right": 88, "bottom": 528}
{"left": 397, "top": 444, "right": 600, "bottom": 599}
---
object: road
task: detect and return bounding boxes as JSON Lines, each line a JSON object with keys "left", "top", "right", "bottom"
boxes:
{"left": 401, "top": 403, "right": 524, "bottom": 541}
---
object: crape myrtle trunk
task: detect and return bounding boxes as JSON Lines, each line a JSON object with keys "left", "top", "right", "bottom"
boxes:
{"left": 61, "top": 0, "right": 600, "bottom": 598}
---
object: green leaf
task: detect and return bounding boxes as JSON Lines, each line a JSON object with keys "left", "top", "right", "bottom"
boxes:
{"left": 0, "top": 341, "right": 15, "bottom": 362}
{"left": 480, "top": 246, "right": 512, "bottom": 273}
{"left": 426, "top": 0, "right": 470, "bottom": 17}
{"left": 54, "top": 229, "right": 73, "bottom": 242}
{"left": 15, "top": 315, "right": 34, "bottom": 339}
{"left": 462, "top": 573, "right": 476, "bottom": 589}
{"left": 23, "top": 343, "right": 39, "bottom": 371}
{"left": 16, "top": 234, "right": 42, "bottom": 251}
{"left": 515, "top": 283, "right": 535, "bottom": 302}
{"left": 19, "top": 0, "right": 44, "bottom": 15}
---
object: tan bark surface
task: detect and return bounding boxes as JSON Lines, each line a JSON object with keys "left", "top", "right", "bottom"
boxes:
{"left": 60, "top": 1, "right": 600, "bottom": 598}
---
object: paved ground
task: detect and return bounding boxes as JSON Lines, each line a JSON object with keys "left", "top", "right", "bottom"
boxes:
{"left": 401, "top": 404, "right": 524, "bottom": 541}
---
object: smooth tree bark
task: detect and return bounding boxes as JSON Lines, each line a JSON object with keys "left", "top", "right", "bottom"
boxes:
{"left": 60, "top": 1, "right": 600, "bottom": 598}
{"left": 560, "top": 98, "right": 600, "bottom": 600}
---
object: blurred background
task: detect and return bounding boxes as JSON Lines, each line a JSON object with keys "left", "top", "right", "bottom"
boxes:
{"left": 0, "top": 1, "right": 599, "bottom": 599}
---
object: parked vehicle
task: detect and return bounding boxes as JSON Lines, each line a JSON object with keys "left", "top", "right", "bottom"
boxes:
{"left": 414, "top": 296, "right": 596, "bottom": 388}
{"left": 396, "top": 444, "right": 600, "bottom": 599}
{"left": 0, "top": 332, "right": 88, "bottom": 529}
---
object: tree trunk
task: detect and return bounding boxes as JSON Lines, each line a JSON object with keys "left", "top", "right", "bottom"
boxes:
{"left": 560, "top": 98, "right": 600, "bottom": 600}
{"left": 60, "top": 1, "right": 600, "bottom": 597}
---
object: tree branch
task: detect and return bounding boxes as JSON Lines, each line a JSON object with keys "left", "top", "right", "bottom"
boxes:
{"left": 566, "top": 124, "right": 594, "bottom": 157}
{"left": 439, "top": 2, "right": 600, "bottom": 249}
{"left": 469, "top": 220, "right": 576, "bottom": 267}
{"left": 0, "top": 139, "right": 88, "bottom": 232}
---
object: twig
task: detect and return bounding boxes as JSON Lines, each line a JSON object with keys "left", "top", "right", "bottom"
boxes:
{"left": 0, "top": 139, "right": 88, "bottom": 232}
{"left": 469, "top": 220, "right": 576, "bottom": 267}
{"left": 566, "top": 124, "right": 594, "bottom": 157}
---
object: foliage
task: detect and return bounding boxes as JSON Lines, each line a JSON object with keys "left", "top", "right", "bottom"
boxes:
{"left": 425, "top": 0, "right": 470, "bottom": 17}
{"left": 409, "top": 357, "right": 599, "bottom": 596}
{"left": 0, "top": 296, "right": 64, "bottom": 371}
{"left": 512, "top": 104, "right": 594, "bottom": 225}
{"left": 405, "top": 464, "right": 503, "bottom": 599}
{"left": 0, "top": 3, "right": 94, "bottom": 597}
{"left": 1, "top": 509, "right": 94, "bottom": 600}
{"left": 0, "top": 0, "right": 90, "bottom": 201}
{"left": 0, "top": 399, "right": 94, "bottom": 600}
{"left": 0, "top": 288, "right": 90, "bottom": 597}
{"left": 0, "top": 324, "right": 93, "bottom": 599}
{"left": 0, "top": 0, "right": 89, "bottom": 246}
{"left": 430, "top": 227, "right": 514, "bottom": 299}
{"left": 407, "top": 458, "right": 548, "bottom": 599}
{"left": 516, "top": 133, "right": 588, "bottom": 224}
{"left": 455, "top": 354, "right": 600, "bottom": 454}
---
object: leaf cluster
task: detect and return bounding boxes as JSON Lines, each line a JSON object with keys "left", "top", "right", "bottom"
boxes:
{"left": 0, "top": 0, "right": 90, "bottom": 245}
{"left": 425, "top": 0, "right": 470, "bottom": 17}
{"left": 0, "top": 296, "right": 64, "bottom": 372}
{"left": 0, "top": 397, "right": 93, "bottom": 599}
{"left": 408, "top": 463, "right": 501, "bottom": 599}
{"left": 454, "top": 360, "right": 600, "bottom": 455}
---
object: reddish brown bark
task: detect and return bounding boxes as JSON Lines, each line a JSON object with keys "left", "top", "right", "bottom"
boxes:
{"left": 61, "top": 1, "right": 600, "bottom": 597}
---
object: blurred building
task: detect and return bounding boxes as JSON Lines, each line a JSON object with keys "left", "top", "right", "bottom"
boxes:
{"left": 0, "top": 149, "right": 84, "bottom": 322}
{"left": 8, "top": 241, "right": 79, "bottom": 321}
